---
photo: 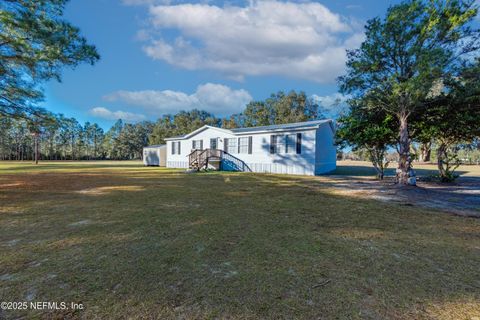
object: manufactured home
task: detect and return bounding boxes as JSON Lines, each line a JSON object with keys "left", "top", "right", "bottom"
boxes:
{"left": 143, "top": 144, "right": 166, "bottom": 166}
{"left": 164, "top": 120, "right": 336, "bottom": 175}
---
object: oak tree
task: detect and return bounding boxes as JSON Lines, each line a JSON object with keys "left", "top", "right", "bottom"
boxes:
{"left": 339, "top": 0, "right": 479, "bottom": 184}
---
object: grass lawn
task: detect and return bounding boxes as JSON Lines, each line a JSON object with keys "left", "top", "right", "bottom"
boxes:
{"left": 1, "top": 161, "right": 479, "bottom": 319}
{"left": 332, "top": 160, "right": 480, "bottom": 178}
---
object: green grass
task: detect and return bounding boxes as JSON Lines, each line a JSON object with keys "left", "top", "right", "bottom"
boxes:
{"left": 332, "top": 160, "right": 480, "bottom": 178}
{"left": 0, "top": 161, "right": 479, "bottom": 319}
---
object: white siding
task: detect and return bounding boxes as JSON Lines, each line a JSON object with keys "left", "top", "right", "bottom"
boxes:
{"left": 314, "top": 124, "right": 337, "bottom": 174}
{"left": 167, "top": 127, "right": 235, "bottom": 169}
{"left": 239, "top": 129, "right": 316, "bottom": 175}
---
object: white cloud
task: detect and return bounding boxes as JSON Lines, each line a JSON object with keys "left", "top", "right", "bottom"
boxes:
{"left": 103, "top": 83, "right": 253, "bottom": 116}
{"left": 90, "top": 107, "right": 147, "bottom": 122}
{"left": 139, "top": 1, "right": 364, "bottom": 83}
{"left": 312, "top": 93, "right": 350, "bottom": 117}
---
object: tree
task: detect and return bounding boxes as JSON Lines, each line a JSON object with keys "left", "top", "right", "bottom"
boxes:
{"left": 336, "top": 99, "right": 397, "bottom": 179}
{"left": 9, "top": 118, "right": 31, "bottom": 160}
{"left": 419, "top": 142, "right": 432, "bottom": 162}
{"left": 90, "top": 123, "right": 104, "bottom": 159}
{"left": 172, "top": 110, "right": 219, "bottom": 135}
{"left": 413, "top": 61, "right": 480, "bottom": 181}
{"left": 60, "top": 117, "right": 82, "bottom": 160}
{"left": 26, "top": 112, "right": 56, "bottom": 164}
{"left": 0, "top": 0, "right": 99, "bottom": 119}
{"left": 56, "top": 114, "right": 71, "bottom": 160}
{"left": 103, "top": 119, "right": 124, "bottom": 160}
{"left": 116, "top": 121, "right": 153, "bottom": 159}
{"left": 221, "top": 115, "right": 241, "bottom": 129}
{"left": 241, "top": 101, "right": 272, "bottom": 127}
{"left": 41, "top": 114, "right": 61, "bottom": 160}
{"left": 149, "top": 115, "right": 175, "bottom": 145}
{"left": 240, "top": 91, "right": 322, "bottom": 127}
{"left": 0, "top": 112, "right": 106, "bottom": 161}
{"left": 339, "top": 0, "right": 479, "bottom": 185}
{"left": 0, "top": 117, "right": 13, "bottom": 159}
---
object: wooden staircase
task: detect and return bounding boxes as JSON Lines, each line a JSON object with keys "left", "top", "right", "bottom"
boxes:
{"left": 188, "top": 148, "right": 252, "bottom": 172}
{"left": 188, "top": 149, "right": 223, "bottom": 171}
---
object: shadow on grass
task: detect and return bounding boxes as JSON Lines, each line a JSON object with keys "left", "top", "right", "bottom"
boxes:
{"left": 333, "top": 163, "right": 467, "bottom": 178}
{"left": 0, "top": 168, "right": 479, "bottom": 319}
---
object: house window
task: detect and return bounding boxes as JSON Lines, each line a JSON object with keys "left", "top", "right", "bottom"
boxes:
{"left": 172, "top": 141, "right": 181, "bottom": 155}
{"left": 238, "top": 137, "right": 249, "bottom": 154}
{"left": 274, "top": 135, "right": 286, "bottom": 154}
{"left": 286, "top": 134, "right": 296, "bottom": 154}
{"left": 210, "top": 138, "right": 218, "bottom": 149}
{"left": 270, "top": 134, "right": 301, "bottom": 154}
{"left": 192, "top": 140, "right": 203, "bottom": 150}
{"left": 227, "top": 138, "right": 237, "bottom": 154}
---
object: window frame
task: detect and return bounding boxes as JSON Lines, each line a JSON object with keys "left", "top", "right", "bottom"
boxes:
{"left": 285, "top": 134, "right": 296, "bottom": 154}
{"left": 210, "top": 138, "right": 218, "bottom": 149}
{"left": 227, "top": 138, "right": 238, "bottom": 154}
{"left": 172, "top": 141, "right": 181, "bottom": 155}
{"left": 275, "top": 135, "right": 286, "bottom": 154}
{"left": 192, "top": 139, "right": 203, "bottom": 150}
{"left": 270, "top": 133, "right": 301, "bottom": 155}
{"left": 238, "top": 137, "right": 249, "bottom": 154}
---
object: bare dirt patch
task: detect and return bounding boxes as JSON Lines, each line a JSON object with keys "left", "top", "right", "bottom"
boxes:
{"left": 324, "top": 176, "right": 480, "bottom": 217}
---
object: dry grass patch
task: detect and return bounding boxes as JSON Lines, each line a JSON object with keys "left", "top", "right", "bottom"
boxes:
{"left": 0, "top": 161, "right": 479, "bottom": 319}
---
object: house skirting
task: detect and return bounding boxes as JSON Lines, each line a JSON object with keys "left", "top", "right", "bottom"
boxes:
{"left": 165, "top": 161, "right": 335, "bottom": 176}
{"left": 246, "top": 163, "right": 315, "bottom": 175}
{"left": 166, "top": 161, "right": 189, "bottom": 169}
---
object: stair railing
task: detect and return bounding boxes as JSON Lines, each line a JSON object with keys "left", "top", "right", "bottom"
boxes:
{"left": 187, "top": 148, "right": 251, "bottom": 172}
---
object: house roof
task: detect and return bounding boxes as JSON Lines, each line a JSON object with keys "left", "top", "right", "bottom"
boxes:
{"left": 230, "top": 119, "right": 331, "bottom": 133}
{"left": 164, "top": 119, "right": 334, "bottom": 141}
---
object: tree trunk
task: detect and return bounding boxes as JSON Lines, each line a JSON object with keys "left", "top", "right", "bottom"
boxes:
{"left": 420, "top": 142, "right": 431, "bottom": 162}
{"left": 93, "top": 136, "right": 97, "bottom": 160}
{"left": 34, "top": 133, "right": 39, "bottom": 165}
{"left": 368, "top": 148, "right": 385, "bottom": 180}
{"left": 71, "top": 136, "right": 75, "bottom": 160}
{"left": 397, "top": 114, "right": 411, "bottom": 185}
{"left": 437, "top": 143, "right": 447, "bottom": 178}
{"left": 33, "top": 133, "right": 39, "bottom": 164}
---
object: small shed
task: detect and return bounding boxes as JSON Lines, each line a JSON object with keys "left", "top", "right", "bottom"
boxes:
{"left": 143, "top": 145, "right": 166, "bottom": 166}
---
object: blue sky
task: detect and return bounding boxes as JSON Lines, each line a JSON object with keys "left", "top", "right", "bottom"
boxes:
{"left": 43, "top": 0, "right": 403, "bottom": 129}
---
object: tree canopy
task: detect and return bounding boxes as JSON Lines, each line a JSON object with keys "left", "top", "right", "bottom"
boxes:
{"left": 238, "top": 91, "right": 323, "bottom": 127}
{"left": 336, "top": 99, "right": 397, "bottom": 179}
{"left": 339, "top": 0, "right": 480, "bottom": 184}
{"left": 0, "top": 0, "right": 99, "bottom": 119}
{"left": 412, "top": 60, "right": 480, "bottom": 180}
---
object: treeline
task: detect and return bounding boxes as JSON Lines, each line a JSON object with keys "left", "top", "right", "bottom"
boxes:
{"left": 0, "top": 91, "right": 323, "bottom": 161}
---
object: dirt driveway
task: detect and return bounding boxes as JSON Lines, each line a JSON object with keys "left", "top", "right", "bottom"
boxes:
{"left": 325, "top": 176, "right": 480, "bottom": 217}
